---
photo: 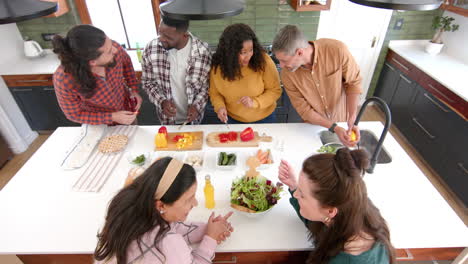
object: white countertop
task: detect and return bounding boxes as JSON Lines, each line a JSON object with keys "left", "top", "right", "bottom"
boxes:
{"left": 0, "top": 49, "right": 142, "bottom": 76}
{"left": 0, "top": 123, "right": 466, "bottom": 255}
{"left": 389, "top": 40, "right": 468, "bottom": 101}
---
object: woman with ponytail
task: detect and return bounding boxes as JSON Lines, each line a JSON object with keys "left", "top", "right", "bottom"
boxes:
{"left": 278, "top": 148, "right": 395, "bottom": 264}
{"left": 94, "top": 157, "right": 234, "bottom": 264}
{"left": 52, "top": 25, "right": 141, "bottom": 125}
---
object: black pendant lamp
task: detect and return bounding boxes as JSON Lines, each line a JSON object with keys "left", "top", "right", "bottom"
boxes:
{"left": 160, "top": 0, "right": 244, "bottom": 20}
{"left": 0, "top": 0, "right": 58, "bottom": 24}
{"left": 348, "top": 0, "right": 442, "bottom": 11}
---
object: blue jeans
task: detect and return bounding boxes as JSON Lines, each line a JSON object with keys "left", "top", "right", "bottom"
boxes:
{"left": 228, "top": 111, "right": 277, "bottom": 124}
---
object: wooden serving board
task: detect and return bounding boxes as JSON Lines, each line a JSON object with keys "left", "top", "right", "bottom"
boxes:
{"left": 206, "top": 131, "right": 272, "bottom": 147}
{"left": 155, "top": 131, "right": 204, "bottom": 151}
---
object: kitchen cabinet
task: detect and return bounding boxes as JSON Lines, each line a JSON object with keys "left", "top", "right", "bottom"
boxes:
{"left": 3, "top": 74, "right": 79, "bottom": 131}
{"left": 8, "top": 85, "right": 78, "bottom": 131}
{"left": 374, "top": 49, "right": 468, "bottom": 206}
{"left": 0, "top": 133, "right": 13, "bottom": 169}
{"left": 374, "top": 62, "right": 399, "bottom": 106}
{"left": 289, "top": 0, "right": 332, "bottom": 11}
{"left": 136, "top": 87, "right": 159, "bottom": 125}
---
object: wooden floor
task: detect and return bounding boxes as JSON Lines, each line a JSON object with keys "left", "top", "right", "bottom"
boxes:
{"left": 0, "top": 134, "right": 49, "bottom": 190}
{"left": 0, "top": 107, "right": 465, "bottom": 264}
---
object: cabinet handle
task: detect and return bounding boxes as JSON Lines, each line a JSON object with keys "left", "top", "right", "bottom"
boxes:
{"left": 412, "top": 118, "right": 435, "bottom": 139}
{"left": 423, "top": 93, "right": 449, "bottom": 113}
{"left": 43, "top": 87, "right": 55, "bottom": 91}
{"left": 384, "top": 62, "right": 395, "bottom": 71}
{"left": 15, "top": 79, "right": 50, "bottom": 83}
{"left": 213, "top": 256, "right": 237, "bottom": 263}
{"left": 396, "top": 249, "right": 414, "bottom": 260}
{"left": 399, "top": 74, "right": 412, "bottom": 84}
{"left": 458, "top": 163, "right": 468, "bottom": 175}
{"left": 12, "top": 88, "right": 33, "bottom": 92}
{"left": 428, "top": 84, "right": 454, "bottom": 103}
{"left": 392, "top": 58, "right": 409, "bottom": 71}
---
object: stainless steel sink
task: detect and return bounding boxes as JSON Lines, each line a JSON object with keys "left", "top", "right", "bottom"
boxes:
{"left": 318, "top": 130, "right": 392, "bottom": 164}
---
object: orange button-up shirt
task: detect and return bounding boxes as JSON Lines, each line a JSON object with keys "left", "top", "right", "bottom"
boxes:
{"left": 281, "top": 39, "right": 362, "bottom": 122}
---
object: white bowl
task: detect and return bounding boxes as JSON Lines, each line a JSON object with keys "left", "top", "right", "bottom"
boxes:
{"left": 125, "top": 152, "right": 150, "bottom": 167}
{"left": 184, "top": 151, "right": 205, "bottom": 171}
{"left": 216, "top": 151, "right": 238, "bottom": 170}
{"left": 232, "top": 205, "right": 274, "bottom": 218}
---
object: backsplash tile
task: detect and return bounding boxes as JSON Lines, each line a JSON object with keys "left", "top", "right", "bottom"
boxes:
{"left": 16, "top": 0, "right": 81, "bottom": 49}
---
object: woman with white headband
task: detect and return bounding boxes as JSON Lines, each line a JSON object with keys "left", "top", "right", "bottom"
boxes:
{"left": 94, "top": 157, "right": 234, "bottom": 264}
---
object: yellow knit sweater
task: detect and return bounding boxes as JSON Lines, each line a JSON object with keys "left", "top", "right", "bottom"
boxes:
{"left": 209, "top": 53, "right": 282, "bottom": 123}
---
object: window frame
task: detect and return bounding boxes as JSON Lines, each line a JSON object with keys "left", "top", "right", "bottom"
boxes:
{"left": 73, "top": 0, "right": 166, "bottom": 47}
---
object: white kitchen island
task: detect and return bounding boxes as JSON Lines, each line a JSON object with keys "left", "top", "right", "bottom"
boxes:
{"left": 0, "top": 122, "right": 466, "bottom": 263}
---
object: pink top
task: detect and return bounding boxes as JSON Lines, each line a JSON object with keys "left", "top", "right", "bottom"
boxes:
{"left": 95, "top": 222, "right": 217, "bottom": 264}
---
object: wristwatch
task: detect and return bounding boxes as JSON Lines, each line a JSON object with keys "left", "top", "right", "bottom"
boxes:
{"left": 328, "top": 123, "right": 337, "bottom": 133}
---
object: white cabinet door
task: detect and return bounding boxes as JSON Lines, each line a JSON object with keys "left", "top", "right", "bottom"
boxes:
{"left": 317, "top": 0, "right": 392, "bottom": 102}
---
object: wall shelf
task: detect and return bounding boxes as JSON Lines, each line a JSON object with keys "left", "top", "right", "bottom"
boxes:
{"left": 289, "top": 0, "right": 332, "bottom": 11}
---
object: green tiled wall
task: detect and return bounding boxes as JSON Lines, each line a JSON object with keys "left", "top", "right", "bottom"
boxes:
{"left": 190, "top": 0, "right": 320, "bottom": 45}
{"left": 15, "top": 0, "right": 319, "bottom": 49}
{"left": 16, "top": 0, "right": 81, "bottom": 49}
{"left": 367, "top": 9, "right": 442, "bottom": 97}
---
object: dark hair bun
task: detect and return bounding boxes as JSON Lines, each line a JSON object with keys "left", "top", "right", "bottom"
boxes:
{"left": 335, "top": 148, "right": 369, "bottom": 177}
{"left": 52, "top": 34, "right": 67, "bottom": 55}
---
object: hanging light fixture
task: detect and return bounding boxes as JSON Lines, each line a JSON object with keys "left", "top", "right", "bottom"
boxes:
{"left": 160, "top": 0, "right": 244, "bottom": 20}
{"left": 0, "top": 0, "right": 58, "bottom": 24}
{"left": 348, "top": 0, "right": 442, "bottom": 11}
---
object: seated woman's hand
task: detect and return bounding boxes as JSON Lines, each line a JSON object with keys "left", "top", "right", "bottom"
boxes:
{"left": 206, "top": 212, "right": 234, "bottom": 244}
{"left": 217, "top": 107, "right": 228, "bottom": 123}
{"left": 278, "top": 159, "right": 298, "bottom": 191}
{"left": 238, "top": 96, "right": 254, "bottom": 108}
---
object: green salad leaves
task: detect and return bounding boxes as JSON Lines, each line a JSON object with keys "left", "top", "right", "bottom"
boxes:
{"left": 231, "top": 177, "right": 283, "bottom": 212}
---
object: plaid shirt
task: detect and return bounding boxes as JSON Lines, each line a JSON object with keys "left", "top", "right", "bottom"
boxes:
{"left": 141, "top": 33, "right": 212, "bottom": 125}
{"left": 53, "top": 41, "right": 138, "bottom": 125}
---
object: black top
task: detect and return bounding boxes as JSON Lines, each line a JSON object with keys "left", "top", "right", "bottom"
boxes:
{"left": 348, "top": 0, "right": 442, "bottom": 11}
{"left": 160, "top": 0, "right": 244, "bottom": 20}
{"left": 0, "top": 0, "right": 57, "bottom": 24}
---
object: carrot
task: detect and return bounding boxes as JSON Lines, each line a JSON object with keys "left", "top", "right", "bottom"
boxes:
{"left": 256, "top": 149, "right": 263, "bottom": 159}
{"left": 260, "top": 151, "right": 269, "bottom": 161}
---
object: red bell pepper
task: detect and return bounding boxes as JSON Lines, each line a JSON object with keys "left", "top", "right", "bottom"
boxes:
{"left": 240, "top": 127, "right": 255, "bottom": 142}
{"left": 158, "top": 126, "right": 168, "bottom": 137}
{"left": 129, "top": 96, "right": 138, "bottom": 112}
{"left": 228, "top": 131, "right": 238, "bottom": 141}
{"left": 219, "top": 133, "right": 229, "bottom": 143}
{"left": 172, "top": 134, "right": 184, "bottom": 142}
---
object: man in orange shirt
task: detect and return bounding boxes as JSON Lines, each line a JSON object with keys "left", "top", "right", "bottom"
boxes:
{"left": 272, "top": 25, "right": 361, "bottom": 147}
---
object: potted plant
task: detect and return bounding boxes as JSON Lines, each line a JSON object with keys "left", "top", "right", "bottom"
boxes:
{"left": 425, "top": 15, "right": 460, "bottom": 55}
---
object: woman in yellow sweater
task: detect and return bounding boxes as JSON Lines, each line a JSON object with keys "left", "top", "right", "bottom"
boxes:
{"left": 210, "top": 24, "right": 282, "bottom": 123}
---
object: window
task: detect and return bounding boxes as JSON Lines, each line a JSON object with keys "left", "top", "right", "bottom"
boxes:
{"left": 76, "top": 0, "right": 162, "bottom": 49}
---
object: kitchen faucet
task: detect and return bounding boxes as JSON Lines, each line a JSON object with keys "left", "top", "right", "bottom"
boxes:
{"left": 354, "top": 97, "right": 392, "bottom": 174}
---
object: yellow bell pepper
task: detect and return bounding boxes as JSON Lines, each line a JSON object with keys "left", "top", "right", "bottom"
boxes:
{"left": 155, "top": 133, "right": 167, "bottom": 148}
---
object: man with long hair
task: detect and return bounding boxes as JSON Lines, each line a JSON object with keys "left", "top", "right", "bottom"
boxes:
{"left": 141, "top": 16, "right": 211, "bottom": 125}
{"left": 52, "top": 25, "right": 141, "bottom": 125}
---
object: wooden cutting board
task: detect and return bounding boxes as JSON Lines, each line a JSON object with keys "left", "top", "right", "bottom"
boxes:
{"left": 206, "top": 131, "right": 272, "bottom": 147}
{"left": 155, "top": 131, "right": 204, "bottom": 151}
